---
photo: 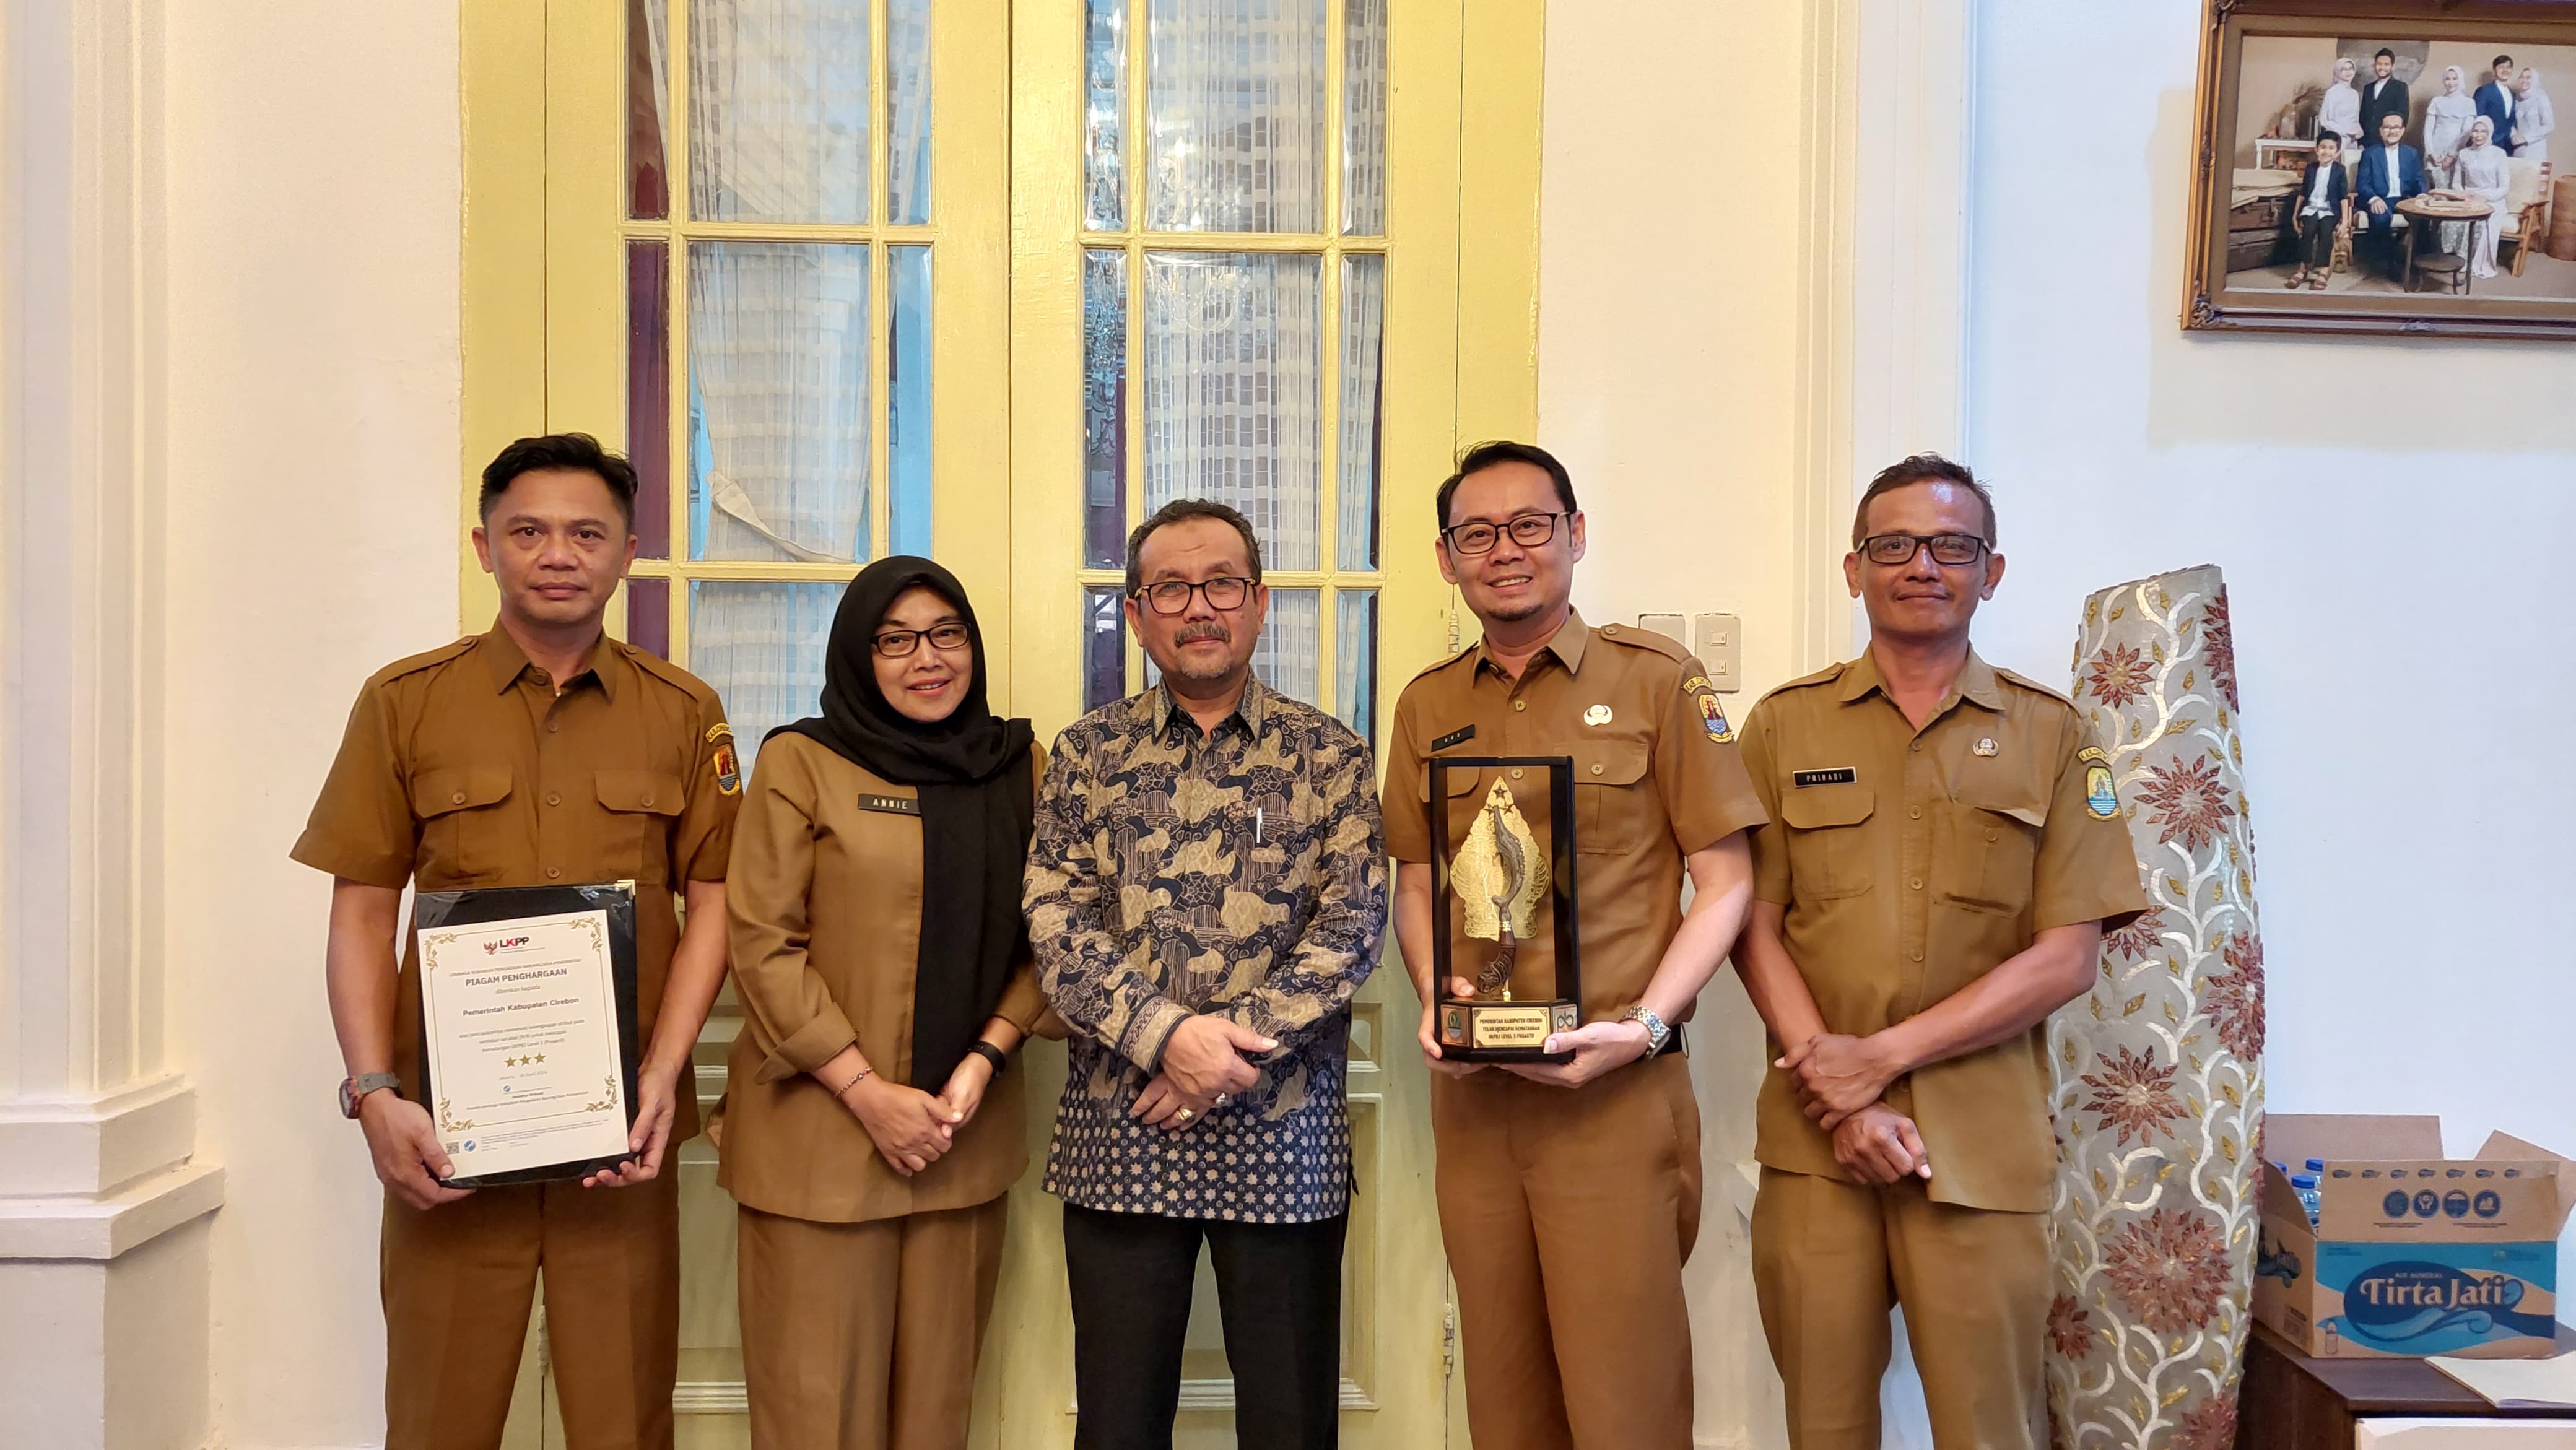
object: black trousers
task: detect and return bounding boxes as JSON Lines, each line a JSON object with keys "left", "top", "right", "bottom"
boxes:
{"left": 2294, "top": 213, "right": 2336, "bottom": 270}
{"left": 1062, "top": 1202, "right": 1348, "bottom": 1450}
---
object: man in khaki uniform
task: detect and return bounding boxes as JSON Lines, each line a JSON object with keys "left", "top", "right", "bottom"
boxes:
{"left": 1386, "top": 441, "right": 1765, "bottom": 1450}
{"left": 293, "top": 434, "right": 739, "bottom": 1450}
{"left": 1732, "top": 453, "right": 2146, "bottom": 1450}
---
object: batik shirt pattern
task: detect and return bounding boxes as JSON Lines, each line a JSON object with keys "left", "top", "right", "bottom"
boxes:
{"left": 1025, "top": 678, "right": 1387, "bottom": 1223}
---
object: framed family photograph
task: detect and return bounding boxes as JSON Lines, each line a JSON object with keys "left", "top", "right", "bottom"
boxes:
{"left": 2184, "top": 0, "right": 2576, "bottom": 339}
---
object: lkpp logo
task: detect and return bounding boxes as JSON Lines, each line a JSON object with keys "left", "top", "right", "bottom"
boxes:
{"left": 483, "top": 936, "right": 531, "bottom": 955}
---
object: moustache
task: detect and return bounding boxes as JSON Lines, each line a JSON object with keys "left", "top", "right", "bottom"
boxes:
{"left": 1175, "top": 623, "right": 1232, "bottom": 645}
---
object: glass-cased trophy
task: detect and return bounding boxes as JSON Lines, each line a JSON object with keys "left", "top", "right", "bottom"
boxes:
{"left": 1428, "top": 757, "right": 1582, "bottom": 1063}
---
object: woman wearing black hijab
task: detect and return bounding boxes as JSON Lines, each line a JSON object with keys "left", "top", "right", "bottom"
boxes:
{"left": 713, "top": 557, "right": 1051, "bottom": 1450}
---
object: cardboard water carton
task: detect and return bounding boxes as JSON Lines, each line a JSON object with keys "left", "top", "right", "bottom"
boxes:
{"left": 2253, "top": 1114, "right": 2575, "bottom": 1358}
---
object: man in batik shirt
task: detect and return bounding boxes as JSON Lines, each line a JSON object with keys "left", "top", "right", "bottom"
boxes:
{"left": 1025, "top": 498, "right": 1388, "bottom": 1450}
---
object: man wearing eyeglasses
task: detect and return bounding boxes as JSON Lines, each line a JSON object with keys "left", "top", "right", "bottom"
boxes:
{"left": 1731, "top": 454, "right": 2145, "bottom": 1449}
{"left": 1382, "top": 441, "right": 1765, "bottom": 1450}
{"left": 1024, "top": 498, "right": 1388, "bottom": 1450}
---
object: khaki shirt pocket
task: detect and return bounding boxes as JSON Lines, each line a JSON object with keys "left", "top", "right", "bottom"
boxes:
{"left": 1778, "top": 783, "right": 1875, "bottom": 900}
{"left": 1937, "top": 783, "right": 2046, "bottom": 917}
{"left": 596, "top": 768, "right": 687, "bottom": 882}
{"left": 1571, "top": 740, "right": 1651, "bottom": 854}
{"left": 411, "top": 766, "right": 512, "bottom": 883}
{"left": 1417, "top": 760, "right": 1489, "bottom": 857}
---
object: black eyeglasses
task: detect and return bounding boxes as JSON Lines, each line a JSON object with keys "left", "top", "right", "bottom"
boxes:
{"left": 1860, "top": 532, "right": 1990, "bottom": 567}
{"left": 871, "top": 622, "right": 973, "bottom": 658}
{"left": 1442, "top": 511, "right": 1570, "bottom": 556}
{"left": 1134, "top": 576, "right": 1255, "bottom": 615}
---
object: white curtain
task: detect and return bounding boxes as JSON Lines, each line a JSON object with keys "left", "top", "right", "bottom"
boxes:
{"left": 1084, "top": 0, "right": 1128, "bottom": 230}
{"left": 1146, "top": 0, "right": 1327, "bottom": 233}
{"left": 1337, "top": 253, "right": 1383, "bottom": 570}
{"left": 687, "top": 581, "right": 842, "bottom": 770}
{"left": 1142, "top": 251, "right": 1323, "bottom": 570}
{"left": 1256, "top": 588, "right": 1321, "bottom": 707}
{"left": 1341, "top": 0, "right": 1388, "bottom": 235}
{"left": 1334, "top": 588, "right": 1376, "bottom": 741}
{"left": 688, "top": 241, "right": 871, "bottom": 563}
{"left": 887, "top": 0, "right": 931, "bottom": 223}
{"left": 689, "top": 0, "right": 871, "bottom": 224}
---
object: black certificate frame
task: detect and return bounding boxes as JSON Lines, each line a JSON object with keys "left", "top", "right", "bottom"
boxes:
{"left": 1427, "top": 755, "right": 1583, "bottom": 1064}
{"left": 411, "top": 880, "right": 642, "bottom": 1188}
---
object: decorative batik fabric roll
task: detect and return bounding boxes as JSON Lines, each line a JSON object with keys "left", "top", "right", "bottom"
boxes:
{"left": 2045, "top": 565, "right": 2264, "bottom": 1450}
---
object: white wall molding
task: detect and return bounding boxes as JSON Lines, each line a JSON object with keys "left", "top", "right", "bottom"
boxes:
{"left": 1794, "top": 0, "right": 1978, "bottom": 665}
{"left": 0, "top": 1159, "right": 224, "bottom": 1260}
{"left": 0, "top": 1074, "right": 198, "bottom": 1196}
{"left": 1, "top": 1, "right": 214, "bottom": 1444}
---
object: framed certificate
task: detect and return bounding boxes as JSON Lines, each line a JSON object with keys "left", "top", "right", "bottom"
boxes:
{"left": 411, "top": 882, "right": 642, "bottom": 1187}
{"left": 1427, "top": 756, "right": 1584, "bottom": 1064}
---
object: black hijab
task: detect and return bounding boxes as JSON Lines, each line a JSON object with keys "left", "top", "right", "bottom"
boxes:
{"left": 770, "top": 557, "right": 1036, "bottom": 1090}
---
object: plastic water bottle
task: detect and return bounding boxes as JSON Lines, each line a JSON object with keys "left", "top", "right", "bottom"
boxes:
{"left": 2292, "top": 1172, "right": 2322, "bottom": 1227}
{"left": 2305, "top": 1157, "right": 2326, "bottom": 1176}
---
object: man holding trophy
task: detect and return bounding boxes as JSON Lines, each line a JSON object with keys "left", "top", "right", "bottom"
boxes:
{"left": 1385, "top": 441, "right": 1764, "bottom": 1450}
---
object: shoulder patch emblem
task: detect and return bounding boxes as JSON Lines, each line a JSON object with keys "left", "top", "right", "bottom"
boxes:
{"left": 1694, "top": 688, "right": 1734, "bottom": 744}
{"left": 708, "top": 723, "right": 741, "bottom": 796}
{"left": 2084, "top": 762, "right": 2119, "bottom": 820}
{"left": 2078, "top": 745, "right": 2110, "bottom": 765}
{"left": 1681, "top": 674, "right": 1713, "bottom": 695}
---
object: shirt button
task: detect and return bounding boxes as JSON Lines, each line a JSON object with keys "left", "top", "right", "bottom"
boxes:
{"left": 1985, "top": 828, "right": 1999, "bottom": 842}
{"left": 1510, "top": 768, "right": 1525, "bottom": 780}
{"left": 1513, "top": 700, "right": 1527, "bottom": 712}
{"left": 1910, "top": 949, "right": 1925, "bottom": 962}
{"left": 1590, "top": 763, "right": 1604, "bottom": 775}
{"left": 547, "top": 721, "right": 559, "bottom": 734}
{"left": 546, "top": 792, "right": 562, "bottom": 806}
{"left": 450, "top": 791, "right": 466, "bottom": 805}
{"left": 1909, "top": 805, "right": 1922, "bottom": 819}
{"left": 1910, "top": 878, "right": 1923, "bottom": 890}
{"left": 642, "top": 795, "right": 655, "bottom": 808}
{"left": 546, "top": 866, "right": 562, "bottom": 880}
{"left": 1909, "top": 740, "right": 1922, "bottom": 752}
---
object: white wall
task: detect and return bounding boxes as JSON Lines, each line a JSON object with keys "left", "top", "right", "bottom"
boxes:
{"left": 1537, "top": 4, "right": 1818, "bottom": 1447}
{"left": 1969, "top": 0, "right": 2576, "bottom": 1218}
{"left": 162, "top": 2, "right": 463, "bottom": 1444}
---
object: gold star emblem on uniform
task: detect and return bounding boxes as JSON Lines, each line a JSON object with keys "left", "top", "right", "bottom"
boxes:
{"left": 1583, "top": 705, "right": 1612, "bottom": 726}
{"left": 1973, "top": 737, "right": 1998, "bottom": 757}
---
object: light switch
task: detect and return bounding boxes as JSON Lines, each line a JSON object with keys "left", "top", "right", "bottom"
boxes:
{"left": 1693, "top": 612, "right": 1741, "bottom": 692}
{"left": 1636, "top": 613, "right": 1686, "bottom": 648}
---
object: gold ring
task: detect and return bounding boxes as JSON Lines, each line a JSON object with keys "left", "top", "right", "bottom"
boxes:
{"left": 1176, "top": 1108, "right": 1194, "bottom": 1121}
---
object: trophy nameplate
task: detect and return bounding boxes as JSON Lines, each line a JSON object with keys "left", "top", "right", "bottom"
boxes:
{"left": 1428, "top": 757, "right": 1582, "bottom": 1064}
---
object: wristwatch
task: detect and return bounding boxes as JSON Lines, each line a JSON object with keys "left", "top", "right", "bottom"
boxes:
{"left": 339, "top": 1072, "right": 401, "bottom": 1119}
{"left": 1621, "top": 1005, "right": 1672, "bottom": 1056}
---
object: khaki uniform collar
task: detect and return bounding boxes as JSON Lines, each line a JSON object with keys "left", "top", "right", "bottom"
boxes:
{"left": 1834, "top": 645, "right": 2004, "bottom": 714}
{"left": 1152, "top": 673, "right": 1272, "bottom": 737}
{"left": 479, "top": 621, "right": 622, "bottom": 701}
{"left": 1474, "top": 607, "right": 1590, "bottom": 680}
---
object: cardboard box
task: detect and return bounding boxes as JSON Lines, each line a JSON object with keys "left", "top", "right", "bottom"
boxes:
{"left": 2253, "top": 1115, "right": 2575, "bottom": 1359}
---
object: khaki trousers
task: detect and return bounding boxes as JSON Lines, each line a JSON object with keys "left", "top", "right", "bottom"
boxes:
{"left": 380, "top": 1173, "right": 680, "bottom": 1450}
{"left": 1749, "top": 1168, "right": 2050, "bottom": 1450}
{"left": 1432, "top": 1052, "right": 1702, "bottom": 1450}
{"left": 735, "top": 1196, "right": 1009, "bottom": 1450}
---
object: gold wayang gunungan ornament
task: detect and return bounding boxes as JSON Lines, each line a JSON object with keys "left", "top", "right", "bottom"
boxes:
{"left": 1452, "top": 779, "right": 1549, "bottom": 998}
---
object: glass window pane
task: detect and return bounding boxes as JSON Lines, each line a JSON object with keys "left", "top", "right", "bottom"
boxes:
{"left": 688, "top": 580, "right": 840, "bottom": 772}
{"left": 887, "top": 0, "right": 932, "bottom": 224}
{"left": 889, "top": 245, "right": 933, "bottom": 558}
{"left": 1084, "top": 585, "right": 1128, "bottom": 713}
{"left": 1334, "top": 588, "right": 1376, "bottom": 744}
{"left": 1142, "top": 251, "right": 1322, "bottom": 570}
{"left": 1083, "top": 0, "right": 1128, "bottom": 230}
{"left": 627, "top": 241, "right": 672, "bottom": 559}
{"left": 689, "top": 0, "right": 871, "bottom": 224}
{"left": 687, "top": 241, "right": 872, "bottom": 563}
{"left": 1341, "top": 0, "right": 1387, "bottom": 236}
{"left": 1336, "top": 253, "right": 1383, "bottom": 571}
{"left": 628, "top": 0, "right": 671, "bottom": 219}
{"left": 625, "top": 577, "right": 672, "bottom": 659}
{"left": 1083, "top": 248, "right": 1129, "bottom": 568}
{"left": 1255, "top": 587, "right": 1321, "bottom": 706}
{"left": 1144, "top": 0, "right": 1328, "bottom": 233}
